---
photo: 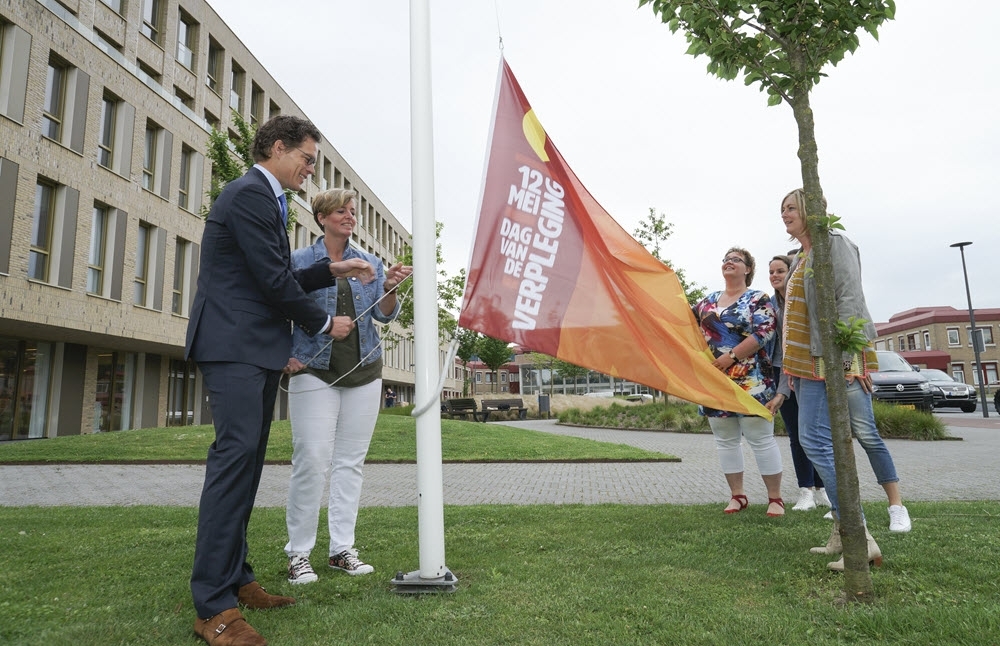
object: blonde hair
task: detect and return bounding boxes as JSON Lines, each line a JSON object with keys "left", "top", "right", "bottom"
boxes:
{"left": 726, "top": 246, "right": 756, "bottom": 286}
{"left": 781, "top": 188, "right": 828, "bottom": 242}
{"left": 310, "top": 188, "right": 357, "bottom": 228}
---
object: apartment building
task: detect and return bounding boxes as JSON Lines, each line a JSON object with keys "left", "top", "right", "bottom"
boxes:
{"left": 874, "top": 306, "right": 1000, "bottom": 389}
{"left": 0, "top": 0, "right": 422, "bottom": 441}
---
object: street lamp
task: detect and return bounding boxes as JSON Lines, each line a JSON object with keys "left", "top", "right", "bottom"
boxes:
{"left": 950, "top": 241, "right": 990, "bottom": 418}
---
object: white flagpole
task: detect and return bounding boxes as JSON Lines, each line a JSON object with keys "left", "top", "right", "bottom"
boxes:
{"left": 393, "top": 0, "right": 454, "bottom": 592}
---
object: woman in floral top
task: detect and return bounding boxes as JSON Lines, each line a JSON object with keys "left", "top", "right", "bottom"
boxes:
{"left": 693, "top": 247, "right": 784, "bottom": 517}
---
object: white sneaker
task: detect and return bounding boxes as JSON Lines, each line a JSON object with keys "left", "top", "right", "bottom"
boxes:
{"left": 792, "top": 487, "right": 816, "bottom": 511}
{"left": 814, "top": 488, "right": 832, "bottom": 507}
{"left": 888, "top": 504, "right": 912, "bottom": 532}
{"left": 329, "top": 549, "right": 374, "bottom": 576}
{"left": 288, "top": 555, "right": 318, "bottom": 584}
{"left": 823, "top": 510, "right": 834, "bottom": 520}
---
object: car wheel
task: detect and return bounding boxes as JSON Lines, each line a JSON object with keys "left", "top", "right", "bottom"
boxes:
{"left": 960, "top": 403, "right": 977, "bottom": 413}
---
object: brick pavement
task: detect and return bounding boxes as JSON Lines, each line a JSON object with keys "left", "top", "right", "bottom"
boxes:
{"left": 2, "top": 413, "right": 997, "bottom": 509}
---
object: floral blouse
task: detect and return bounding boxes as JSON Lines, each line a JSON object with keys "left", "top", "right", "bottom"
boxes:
{"left": 693, "top": 289, "right": 777, "bottom": 417}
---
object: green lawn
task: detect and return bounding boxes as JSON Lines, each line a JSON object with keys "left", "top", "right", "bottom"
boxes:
{"left": 0, "top": 416, "right": 676, "bottom": 464}
{"left": 1, "top": 502, "right": 997, "bottom": 645}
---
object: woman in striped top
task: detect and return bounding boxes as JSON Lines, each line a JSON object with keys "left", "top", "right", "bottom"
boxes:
{"left": 780, "top": 188, "right": 911, "bottom": 571}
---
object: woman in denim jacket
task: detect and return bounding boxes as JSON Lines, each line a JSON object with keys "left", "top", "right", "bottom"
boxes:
{"left": 282, "top": 188, "right": 411, "bottom": 583}
{"left": 780, "top": 188, "right": 910, "bottom": 573}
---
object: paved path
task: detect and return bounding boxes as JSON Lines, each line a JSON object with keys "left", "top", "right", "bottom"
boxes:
{"left": 1, "top": 413, "right": 998, "bottom": 509}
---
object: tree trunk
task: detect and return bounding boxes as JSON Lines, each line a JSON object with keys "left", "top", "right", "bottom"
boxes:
{"left": 790, "top": 50, "right": 874, "bottom": 601}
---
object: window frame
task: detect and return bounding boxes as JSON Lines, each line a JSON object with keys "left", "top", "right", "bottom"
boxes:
{"left": 42, "top": 57, "right": 66, "bottom": 141}
{"left": 87, "top": 204, "right": 109, "bottom": 294}
{"left": 134, "top": 221, "right": 151, "bottom": 305}
{"left": 29, "top": 181, "right": 56, "bottom": 282}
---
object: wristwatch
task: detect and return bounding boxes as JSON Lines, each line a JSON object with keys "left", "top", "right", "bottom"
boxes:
{"left": 728, "top": 350, "right": 738, "bottom": 362}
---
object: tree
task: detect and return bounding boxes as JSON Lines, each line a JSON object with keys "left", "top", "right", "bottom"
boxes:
{"left": 524, "top": 351, "right": 558, "bottom": 397}
{"left": 477, "top": 336, "right": 514, "bottom": 394}
{"left": 202, "top": 111, "right": 297, "bottom": 232}
{"left": 395, "top": 222, "right": 466, "bottom": 344}
{"left": 455, "top": 328, "right": 481, "bottom": 396}
{"left": 552, "top": 359, "right": 589, "bottom": 394}
{"left": 639, "top": 0, "right": 896, "bottom": 601}
{"left": 634, "top": 207, "right": 705, "bottom": 305}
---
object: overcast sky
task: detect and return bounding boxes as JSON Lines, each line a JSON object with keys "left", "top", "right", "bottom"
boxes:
{"left": 208, "top": 0, "right": 999, "bottom": 324}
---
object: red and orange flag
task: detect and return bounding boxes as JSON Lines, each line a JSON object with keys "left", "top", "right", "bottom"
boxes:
{"left": 459, "top": 59, "right": 769, "bottom": 418}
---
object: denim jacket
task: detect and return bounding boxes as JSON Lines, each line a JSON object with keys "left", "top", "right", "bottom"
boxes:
{"left": 290, "top": 237, "right": 399, "bottom": 369}
{"left": 789, "top": 231, "right": 877, "bottom": 359}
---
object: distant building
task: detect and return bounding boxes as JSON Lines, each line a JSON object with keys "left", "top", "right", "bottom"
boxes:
{"left": 0, "top": 0, "right": 438, "bottom": 441}
{"left": 874, "top": 306, "right": 1000, "bottom": 388}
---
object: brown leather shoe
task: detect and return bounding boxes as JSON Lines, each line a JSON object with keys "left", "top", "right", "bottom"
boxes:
{"left": 238, "top": 581, "right": 295, "bottom": 609}
{"left": 194, "top": 608, "right": 267, "bottom": 646}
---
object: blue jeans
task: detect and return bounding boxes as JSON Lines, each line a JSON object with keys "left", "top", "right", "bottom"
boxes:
{"left": 795, "top": 378, "right": 899, "bottom": 515}
{"left": 774, "top": 368, "right": 823, "bottom": 489}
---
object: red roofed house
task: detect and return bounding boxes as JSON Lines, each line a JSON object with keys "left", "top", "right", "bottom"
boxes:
{"left": 874, "top": 306, "right": 1000, "bottom": 390}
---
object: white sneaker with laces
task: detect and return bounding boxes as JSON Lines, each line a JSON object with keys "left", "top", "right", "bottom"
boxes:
{"left": 288, "top": 555, "right": 318, "bottom": 584}
{"left": 814, "top": 488, "right": 832, "bottom": 507}
{"left": 888, "top": 504, "right": 912, "bottom": 532}
{"left": 329, "top": 549, "right": 374, "bottom": 576}
{"left": 792, "top": 487, "right": 816, "bottom": 511}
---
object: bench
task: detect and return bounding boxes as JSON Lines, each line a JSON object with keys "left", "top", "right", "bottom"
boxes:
{"left": 442, "top": 398, "right": 480, "bottom": 421}
{"left": 479, "top": 398, "right": 528, "bottom": 422}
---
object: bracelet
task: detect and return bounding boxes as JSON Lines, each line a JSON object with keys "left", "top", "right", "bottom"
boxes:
{"left": 384, "top": 284, "right": 397, "bottom": 294}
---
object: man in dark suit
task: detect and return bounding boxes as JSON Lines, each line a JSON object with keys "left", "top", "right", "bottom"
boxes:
{"left": 186, "top": 115, "right": 373, "bottom": 646}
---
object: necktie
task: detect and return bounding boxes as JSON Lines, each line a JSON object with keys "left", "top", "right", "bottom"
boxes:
{"left": 277, "top": 193, "right": 288, "bottom": 227}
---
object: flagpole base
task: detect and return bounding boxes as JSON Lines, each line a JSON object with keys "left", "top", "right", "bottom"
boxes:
{"left": 391, "top": 568, "right": 458, "bottom": 594}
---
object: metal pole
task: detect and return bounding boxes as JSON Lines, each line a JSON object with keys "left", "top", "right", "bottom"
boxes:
{"left": 950, "top": 242, "right": 990, "bottom": 418}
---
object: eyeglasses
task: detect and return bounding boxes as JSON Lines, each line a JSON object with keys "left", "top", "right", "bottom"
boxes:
{"left": 722, "top": 256, "right": 746, "bottom": 264}
{"left": 290, "top": 147, "right": 316, "bottom": 167}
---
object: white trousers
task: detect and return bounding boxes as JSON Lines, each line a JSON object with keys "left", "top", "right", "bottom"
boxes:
{"left": 284, "top": 373, "right": 381, "bottom": 557}
{"left": 707, "top": 415, "right": 782, "bottom": 476}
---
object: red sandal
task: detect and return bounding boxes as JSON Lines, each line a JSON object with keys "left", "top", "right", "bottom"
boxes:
{"left": 724, "top": 494, "right": 749, "bottom": 514}
{"left": 766, "top": 497, "right": 785, "bottom": 517}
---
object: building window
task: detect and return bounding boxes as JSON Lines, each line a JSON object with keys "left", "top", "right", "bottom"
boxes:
{"left": 229, "top": 61, "right": 244, "bottom": 113}
{"left": 952, "top": 364, "right": 965, "bottom": 384}
{"left": 95, "top": 351, "right": 136, "bottom": 432}
{"left": 971, "top": 363, "right": 999, "bottom": 386}
{"left": 178, "top": 146, "right": 192, "bottom": 210}
{"left": 923, "top": 331, "right": 931, "bottom": 351}
{"left": 176, "top": 9, "right": 197, "bottom": 70}
{"left": 250, "top": 82, "right": 264, "bottom": 126}
{"left": 99, "top": 0, "right": 123, "bottom": 13}
{"left": 141, "top": 0, "right": 164, "bottom": 45}
{"left": 29, "top": 181, "right": 56, "bottom": 281}
{"left": 476, "top": 371, "right": 482, "bottom": 383}
{"left": 969, "top": 326, "right": 995, "bottom": 346}
{"left": 87, "top": 205, "right": 109, "bottom": 294}
{"left": 172, "top": 238, "right": 189, "bottom": 315}
{"left": 174, "top": 86, "right": 194, "bottom": 109}
{"left": 167, "top": 359, "right": 197, "bottom": 426}
{"left": 0, "top": 339, "right": 54, "bottom": 441}
{"left": 206, "top": 38, "right": 223, "bottom": 93}
{"left": 97, "top": 94, "right": 116, "bottom": 168}
{"left": 42, "top": 56, "right": 66, "bottom": 141}
{"left": 906, "top": 333, "right": 919, "bottom": 351}
{"left": 1, "top": 20, "right": 32, "bottom": 124}
{"left": 947, "top": 327, "right": 960, "bottom": 346}
{"left": 134, "top": 221, "right": 151, "bottom": 305}
{"left": 142, "top": 124, "right": 157, "bottom": 190}
{"left": 142, "top": 121, "right": 172, "bottom": 198}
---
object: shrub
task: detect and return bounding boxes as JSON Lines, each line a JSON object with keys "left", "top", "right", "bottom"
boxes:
{"left": 873, "top": 400, "right": 949, "bottom": 440}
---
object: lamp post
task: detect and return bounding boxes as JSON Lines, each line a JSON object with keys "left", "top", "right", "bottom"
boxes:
{"left": 950, "top": 242, "right": 990, "bottom": 418}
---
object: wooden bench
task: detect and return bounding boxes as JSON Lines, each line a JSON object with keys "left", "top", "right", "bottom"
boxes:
{"left": 442, "top": 398, "right": 480, "bottom": 421}
{"left": 479, "top": 398, "right": 528, "bottom": 422}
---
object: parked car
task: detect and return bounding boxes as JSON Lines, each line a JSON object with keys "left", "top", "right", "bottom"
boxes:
{"left": 918, "top": 368, "right": 977, "bottom": 413}
{"left": 870, "top": 351, "right": 934, "bottom": 412}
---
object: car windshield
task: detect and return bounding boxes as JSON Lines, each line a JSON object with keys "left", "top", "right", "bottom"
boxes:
{"left": 876, "top": 351, "right": 917, "bottom": 372}
{"left": 920, "top": 369, "right": 954, "bottom": 382}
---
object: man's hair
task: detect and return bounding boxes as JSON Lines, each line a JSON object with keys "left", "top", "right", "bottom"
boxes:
{"left": 252, "top": 115, "right": 322, "bottom": 162}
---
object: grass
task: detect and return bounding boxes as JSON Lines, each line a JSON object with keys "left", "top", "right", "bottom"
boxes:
{"left": 0, "top": 416, "right": 676, "bottom": 464}
{"left": 558, "top": 400, "right": 951, "bottom": 440}
{"left": 1, "top": 502, "right": 998, "bottom": 645}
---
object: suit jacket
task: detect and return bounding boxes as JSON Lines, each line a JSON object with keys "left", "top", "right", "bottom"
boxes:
{"left": 185, "top": 167, "right": 333, "bottom": 370}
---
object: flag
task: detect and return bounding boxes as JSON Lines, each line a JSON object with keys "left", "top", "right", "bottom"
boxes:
{"left": 458, "top": 58, "right": 770, "bottom": 418}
